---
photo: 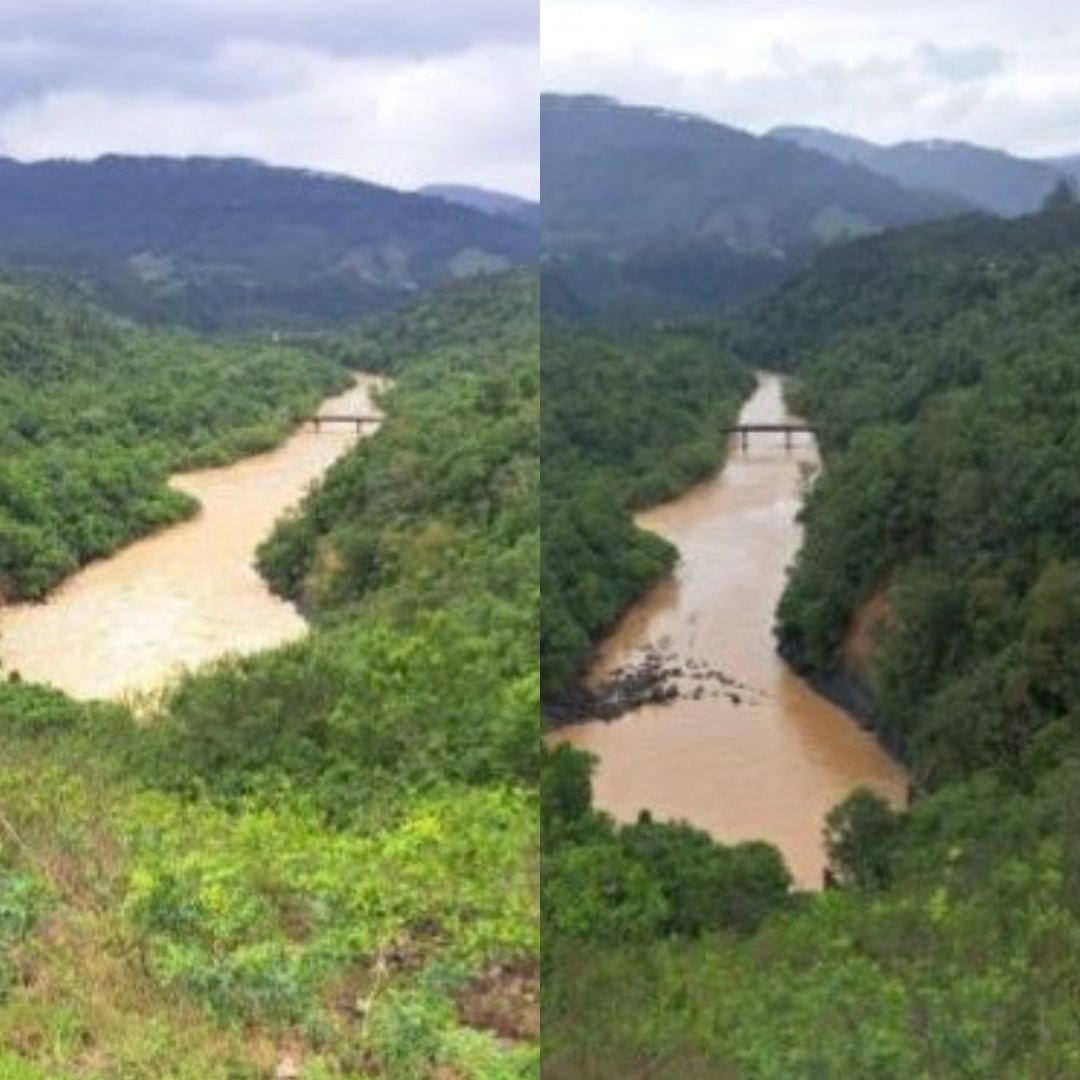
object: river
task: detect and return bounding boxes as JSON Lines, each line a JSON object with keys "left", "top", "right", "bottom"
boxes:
{"left": 557, "top": 373, "right": 907, "bottom": 888}
{"left": 0, "top": 375, "right": 384, "bottom": 702}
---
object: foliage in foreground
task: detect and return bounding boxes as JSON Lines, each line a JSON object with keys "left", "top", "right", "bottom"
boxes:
{"left": 0, "top": 273, "right": 540, "bottom": 1077}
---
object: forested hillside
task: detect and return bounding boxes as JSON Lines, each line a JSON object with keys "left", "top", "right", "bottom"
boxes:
{"left": 767, "top": 192, "right": 1080, "bottom": 785}
{"left": 0, "top": 156, "right": 538, "bottom": 329}
{"left": 0, "top": 273, "right": 540, "bottom": 1078}
{"left": 0, "top": 280, "right": 347, "bottom": 600}
{"left": 540, "top": 319, "right": 752, "bottom": 697}
{"left": 736, "top": 182, "right": 1080, "bottom": 367}
{"left": 545, "top": 185, "right": 1080, "bottom": 1078}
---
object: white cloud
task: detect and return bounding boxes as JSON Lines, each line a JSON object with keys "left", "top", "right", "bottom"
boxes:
{"left": 542, "top": 0, "right": 1080, "bottom": 157}
{"left": 0, "top": 1, "right": 537, "bottom": 61}
{"left": 0, "top": 2, "right": 539, "bottom": 197}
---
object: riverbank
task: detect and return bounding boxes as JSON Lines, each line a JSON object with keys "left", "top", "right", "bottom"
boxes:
{"left": 0, "top": 375, "right": 385, "bottom": 701}
{"left": 553, "top": 372, "right": 907, "bottom": 887}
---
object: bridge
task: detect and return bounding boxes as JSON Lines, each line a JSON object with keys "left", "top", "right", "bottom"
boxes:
{"left": 725, "top": 423, "right": 816, "bottom": 450}
{"left": 309, "top": 414, "right": 381, "bottom": 434}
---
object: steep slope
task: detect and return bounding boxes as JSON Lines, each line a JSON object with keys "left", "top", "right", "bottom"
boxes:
{"left": 772, "top": 125, "right": 1062, "bottom": 217}
{"left": 735, "top": 192, "right": 1080, "bottom": 366}
{"left": 745, "top": 193, "right": 1080, "bottom": 782}
{"left": 0, "top": 155, "right": 538, "bottom": 329}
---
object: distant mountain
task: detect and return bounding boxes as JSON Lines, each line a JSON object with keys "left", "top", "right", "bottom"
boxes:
{"left": 0, "top": 155, "right": 538, "bottom": 329}
{"left": 420, "top": 183, "right": 540, "bottom": 228}
{"left": 1044, "top": 154, "right": 1080, "bottom": 183}
{"left": 541, "top": 95, "right": 968, "bottom": 315}
{"left": 771, "top": 126, "right": 1063, "bottom": 217}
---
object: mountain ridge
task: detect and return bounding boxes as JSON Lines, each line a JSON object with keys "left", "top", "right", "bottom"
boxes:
{"left": 540, "top": 93, "right": 970, "bottom": 316}
{"left": 770, "top": 124, "right": 1065, "bottom": 216}
{"left": 0, "top": 154, "right": 539, "bottom": 329}
{"left": 419, "top": 182, "right": 540, "bottom": 227}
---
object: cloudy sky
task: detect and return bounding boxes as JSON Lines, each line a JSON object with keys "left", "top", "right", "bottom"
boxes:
{"left": 0, "top": 0, "right": 539, "bottom": 197}
{"left": 543, "top": 0, "right": 1080, "bottom": 158}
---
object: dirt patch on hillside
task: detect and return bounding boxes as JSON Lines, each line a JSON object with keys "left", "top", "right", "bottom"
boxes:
{"left": 457, "top": 961, "right": 540, "bottom": 1042}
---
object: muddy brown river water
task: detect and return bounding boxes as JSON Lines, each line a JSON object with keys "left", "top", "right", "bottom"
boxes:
{"left": 556, "top": 373, "right": 907, "bottom": 887}
{"left": 0, "top": 375, "right": 384, "bottom": 702}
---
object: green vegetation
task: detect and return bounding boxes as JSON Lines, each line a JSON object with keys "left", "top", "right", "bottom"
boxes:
{"left": 0, "top": 279, "right": 347, "bottom": 599}
{"left": 543, "top": 746, "right": 793, "bottom": 950}
{"left": 541, "top": 320, "right": 753, "bottom": 695}
{"left": 768, "top": 194, "right": 1080, "bottom": 782}
{"left": 540, "top": 310, "right": 807, "bottom": 1066}
{"left": 0, "top": 272, "right": 539, "bottom": 1076}
{"left": 545, "top": 190, "right": 1080, "bottom": 1077}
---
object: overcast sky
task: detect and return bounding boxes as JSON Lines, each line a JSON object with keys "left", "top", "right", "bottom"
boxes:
{"left": 0, "top": 0, "right": 539, "bottom": 197}
{"left": 543, "top": 0, "right": 1080, "bottom": 158}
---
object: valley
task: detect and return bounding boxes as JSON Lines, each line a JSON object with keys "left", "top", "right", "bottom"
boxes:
{"left": 555, "top": 374, "right": 906, "bottom": 887}
{"left": 0, "top": 271, "right": 541, "bottom": 1079}
{"left": 543, "top": 124, "right": 1080, "bottom": 1076}
{"left": 0, "top": 376, "right": 383, "bottom": 700}
{"left": 4, "top": 4, "right": 1080, "bottom": 1070}
{"left": 0, "top": 8, "right": 548, "bottom": 1079}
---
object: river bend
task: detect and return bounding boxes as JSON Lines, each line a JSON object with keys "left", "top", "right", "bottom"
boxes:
{"left": 0, "top": 376, "right": 383, "bottom": 701}
{"left": 558, "top": 373, "right": 906, "bottom": 887}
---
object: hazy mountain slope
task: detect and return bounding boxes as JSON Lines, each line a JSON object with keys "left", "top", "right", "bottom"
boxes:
{"left": 542, "top": 95, "right": 966, "bottom": 256}
{"left": 541, "top": 95, "right": 967, "bottom": 316}
{"left": 421, "top": 182, "right": 541, "bottom": 228}
{"left": 0, "top": 155, "right": 538, "bottom": 329}
{"left": 772, "top": 125, "right": 1062, "bottom": 216}
{"left": 1045, "top": 153, "right": 1080, "bottom": 182}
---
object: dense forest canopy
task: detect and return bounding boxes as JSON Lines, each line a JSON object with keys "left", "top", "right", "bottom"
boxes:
{"left": 540, "top": 318, "right": 752, "bottom": 696}
{"left": 764, "top": 195, "right": 1080, "bottom": 785}
{"left": 0, "top": 272, "right": 540, "bottom": 1077}
{"left": 0, "top": 279, "right": 347, "bottom": 600}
